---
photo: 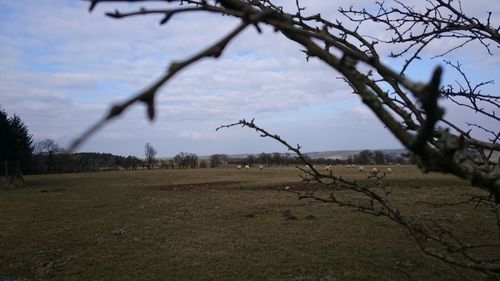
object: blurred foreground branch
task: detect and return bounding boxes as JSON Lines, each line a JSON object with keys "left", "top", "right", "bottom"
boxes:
{"left": 73, "top": 0, "right": 499, "bottom": 277}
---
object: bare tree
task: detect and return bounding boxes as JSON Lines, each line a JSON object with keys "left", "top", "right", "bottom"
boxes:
{"left": 173, "top": 152, "right": 199, "bottom": 168}
{"left": 144, "top": 142, "right": 157, "bottom": 170}
{"left": 34, "top": 139, "right": 62, "bottom": 156}
{"left": 71, "top": 0, "right": 499, "bottom": 277}
{"left": 209, "top": 154, "right": 229, "bottom": 168}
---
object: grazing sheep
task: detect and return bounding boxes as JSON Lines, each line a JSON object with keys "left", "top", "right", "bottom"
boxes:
{"left": 358, "top": 166, "right": 364, "bottom": 172}
{"left": 244, "top": 165, "right": 250, "bottom": 169}
{"left": 237, "top": 165, "right": 242, "bottom": 169}
{"left": 386, "top": 167, "right": 392, "bottom": 174}
{"left": 325, "top": 165, "right": 331, "bottom": 171}
{"left": 372, "top": 167, "right": 379, "bottom": 174}
{"left": 259, "top": 165, "right": 264, "bottom": 171}
{"left": 347, "top": 164, "right": 351, "bottom": 168}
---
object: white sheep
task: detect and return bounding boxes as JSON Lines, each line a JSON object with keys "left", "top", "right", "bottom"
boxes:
{"left": 386, "top": 167, "right": 392, "bottom": 174}
{"left": 347, "top": 164, "right": 351, "bottom": 168}
{"left": 245, "top": 165, "right": 250, "bottom": 169}
{"left": 259, "top": 164, "right": 264, "bottom": 171}
{"left": 372, "top": 167, "right": 379, "bottom": 174}
{"left": 237, "top": 165, "right": 242, "bottom": 169}
{"left": 325, "top": 165, "right": 331, "bottom": 171}
{"left": 358, "top": 166, "right": 364, "bottom": 172}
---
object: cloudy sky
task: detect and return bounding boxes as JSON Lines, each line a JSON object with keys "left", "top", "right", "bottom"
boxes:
{"left": 0, "top": 0, "right": 498, "bottom": 157}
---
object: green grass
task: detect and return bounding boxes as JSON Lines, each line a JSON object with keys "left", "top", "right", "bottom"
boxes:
{"left": 0, "top": 166, "right": 497, "bottom": 281}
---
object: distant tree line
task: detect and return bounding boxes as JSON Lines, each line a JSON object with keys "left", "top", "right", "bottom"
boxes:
{"left": 225, "top": 151, "right": 410, "bottom": 167}
{"left": 345, "top": 150, "right": 410, "bottom": 165}
{"left": 28, "top": 148, "right": 409, "bottom": 174}
{"left": 156, "top": 152, "right": 220, "bottom": 169}
{"left": 1, "top": 106, "right": 410, "bottom": 180}
{"left": 30, "top": 138, "right": 145, "bottom": 174}
{"left": 227, "top": 152, "right": 295, "bottom": 167}
{"left": 161, "top": 150, "right": 411, "bottom": 170}
{"left": 31, "top": 146, "right": 144, "bottom": 174}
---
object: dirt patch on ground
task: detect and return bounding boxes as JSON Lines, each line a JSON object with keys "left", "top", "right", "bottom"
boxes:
{"left": 156, "top": 181, "right": 326, "bottom": 192}
{"left": 265, "top": 182, "right": 326, "bottom": 191}
{"left": 157, "top": 181, "right": 241, "bottom": 191}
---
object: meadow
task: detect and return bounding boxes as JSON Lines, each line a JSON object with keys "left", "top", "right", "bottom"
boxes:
{"left": 1, "top": 165, "right": 497, "bottom": 281}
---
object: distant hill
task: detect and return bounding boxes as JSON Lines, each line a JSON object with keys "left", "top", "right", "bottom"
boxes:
{"left": 304, "top": 149, "right": 408, "bottom": 160}
{"left": 196, "top": 149, "right": 408, "bottom": 160}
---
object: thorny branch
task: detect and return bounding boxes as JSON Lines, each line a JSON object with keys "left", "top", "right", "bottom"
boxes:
{"left": 441, "top": 60, "right": 499, "bottom": 122}
{"left": 218, "top": 119, "right": 500, "bottom": 275}
{"left": 75, "top": 0, "right": 499, "bottom": 276}
{"left": 340, "top": 0, "right": 500, "bottom": 73}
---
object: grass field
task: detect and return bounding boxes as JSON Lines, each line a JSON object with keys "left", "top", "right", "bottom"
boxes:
{"left": 1, "top": 166, "right": 497, "bottom": 281}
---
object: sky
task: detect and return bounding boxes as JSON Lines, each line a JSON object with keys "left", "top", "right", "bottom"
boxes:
{"left": 0, "top": 0, "right": 498, "bottom": 157}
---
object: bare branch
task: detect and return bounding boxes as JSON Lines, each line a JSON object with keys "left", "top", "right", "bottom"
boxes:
{"left": 219, "top": 119, "right": 500, "bottom": 274}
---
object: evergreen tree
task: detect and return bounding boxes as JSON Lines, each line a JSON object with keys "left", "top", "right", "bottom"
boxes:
{"left": 8, "top": 115, "right": 33, "bottom": 182}
{"left": 0, "top": 107, "right": 12, "bottom": 182}
{"left": 0, "top": 106, "right": 33, "bottom": 183}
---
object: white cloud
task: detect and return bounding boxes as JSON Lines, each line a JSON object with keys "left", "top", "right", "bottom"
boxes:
{"left": 0, "top": 0, "right": 497, "bottom": 157}
{"left": 177, "top": 131, "right": 217, "bottom": 140}
{"left": 351, "top": 106, "right": 377, "bottom": 122}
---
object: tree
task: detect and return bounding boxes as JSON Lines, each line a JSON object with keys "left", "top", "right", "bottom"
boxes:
{"left": 244, "top": 154, "right": 256, "bottom": 167}
{"left": 271, "top": 152, "right": 284, "bottom": 166}
{"left": 33, "top": 138, "right": 63, "bottom": 173}
{"left": 0, "top": 107, "right": 11, "bottom": 183}
{"left": 346, "top": 155, "right": 353, "bottom": 165}
{"left": 174, "top": 152, "right": 199, "bottom": 168}
{"left": 33, "top": 139, "right": 61, "bottom": 156}
{"left": 357, "top": 150, "right": 374, "bottom": 165}
{"left": 258, "top": 152, "right": 271, "bottom": 166}
{"left": 186, "top": 153, "right": 199, "bottom": 168}
{"left": 9, "top": 115, "right": 34, "bottom": 181}
{"left": 373, "top": 151, "right": 386, "bottom": 165}
{"left": 0, "top": 107, "right": 33, "bottom": 183}
{"left": 209, "top": 154, "right": 229, "bottom": 168}
{"left": 173, "top": 153, "right": 185, "bottom": 168}
{"left": 125, "top": 155, "right": 142, "bottom": 170}
{"left": 199, "top": 159, "right": 208, "bottom": 168}
{"left": 75, "top": 0, "right": 499, "bottom": 277}
{"left": 144, "top": 143, "right": 157, "bottom": 169}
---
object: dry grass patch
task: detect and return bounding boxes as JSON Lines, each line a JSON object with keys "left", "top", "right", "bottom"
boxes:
{"left": 0, "top": 166, "right": 497, "bottom": 280}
